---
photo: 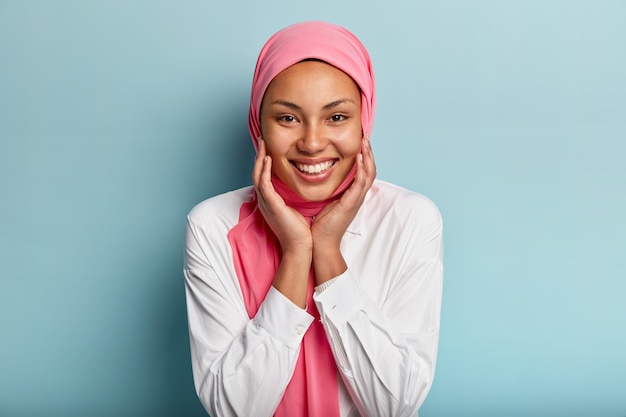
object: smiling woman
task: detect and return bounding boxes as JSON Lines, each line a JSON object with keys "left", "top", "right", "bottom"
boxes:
{"left": 183, "top": 21, "right": 443, "bottom": 417}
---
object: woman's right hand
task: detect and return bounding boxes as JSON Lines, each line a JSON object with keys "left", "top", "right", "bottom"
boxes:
{"left": 253, "top": 139, "right": 313, "bottom": 256}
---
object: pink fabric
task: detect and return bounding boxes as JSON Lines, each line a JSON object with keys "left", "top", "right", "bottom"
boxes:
{"left": 228, "top": 21, "right": 376, "bottom": 416}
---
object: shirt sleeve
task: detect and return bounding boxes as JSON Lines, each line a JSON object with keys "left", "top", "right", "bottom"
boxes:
{"left": 184, "top": 217, "right": 314, "bottom": 417}
{"left": 313, "top": 211, "right": 443, "bottom": 417}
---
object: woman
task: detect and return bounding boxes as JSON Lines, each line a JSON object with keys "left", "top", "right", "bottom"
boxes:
{"left": 184, "top": 21, "right": 443, "bottom": 417}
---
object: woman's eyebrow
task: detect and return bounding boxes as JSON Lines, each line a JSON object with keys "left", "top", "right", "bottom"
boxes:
{"left": 270, "top": 100, "right": 301, "bottom": 110}
{"left": 322, "top": 99, "right": 356, "bottom": 110}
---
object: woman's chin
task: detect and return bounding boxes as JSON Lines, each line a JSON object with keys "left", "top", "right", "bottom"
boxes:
{"left": 293, "top": 185, "right": 335, "bottom": 202}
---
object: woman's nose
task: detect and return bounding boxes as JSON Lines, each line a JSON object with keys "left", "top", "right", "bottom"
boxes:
{"left": 297, "top": 124, "right": 326, "bottom": 154}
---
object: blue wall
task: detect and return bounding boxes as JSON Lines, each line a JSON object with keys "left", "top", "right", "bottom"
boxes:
{"left": 1, "top": 1, "right": 624, "bottom": 416}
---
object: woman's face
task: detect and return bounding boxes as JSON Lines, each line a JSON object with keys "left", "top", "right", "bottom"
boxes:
{"left": 260, "top": 60, "right": 362, "bottom": 202}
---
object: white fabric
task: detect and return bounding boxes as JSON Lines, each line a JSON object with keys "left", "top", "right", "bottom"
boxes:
{"left": 184, "top": 179, "right": 443, "bottom": 417}
{"left": 314, "top": 276, "right": 339, "bottom": 294}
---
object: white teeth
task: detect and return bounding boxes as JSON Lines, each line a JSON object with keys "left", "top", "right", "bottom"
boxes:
{"left": 295, "top": 161, "right": 334, "bottom": 174}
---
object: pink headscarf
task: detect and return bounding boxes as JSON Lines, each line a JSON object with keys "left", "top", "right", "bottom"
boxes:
{"left": 228, "top": 21, "right": 376, "bottom": 416}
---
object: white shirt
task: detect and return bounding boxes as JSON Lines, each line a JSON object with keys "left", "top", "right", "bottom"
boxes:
{"left": 184, "top": 179, "right": 443, "bottom": 417}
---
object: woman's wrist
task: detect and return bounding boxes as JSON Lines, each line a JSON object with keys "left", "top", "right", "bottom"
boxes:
{"left": 273, "top": 249, "right": 312, "bottom": 308}
{"left": 280, "top": 234, "right": 313, "bottom": 256}
{"left": 313, "top": 245, "right": 347, "bottom": 285}
{"left": 281, "top": 246, "right": 313, "bottom": 267}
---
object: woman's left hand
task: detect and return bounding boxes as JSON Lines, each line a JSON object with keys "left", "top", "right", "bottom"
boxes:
{"left": 311, "top": 136, "right": 376, "bottom": 283}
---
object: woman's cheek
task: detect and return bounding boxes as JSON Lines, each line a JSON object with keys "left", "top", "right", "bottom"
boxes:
{"left": 341, "top": 125, "right": 364, "bottom": 154}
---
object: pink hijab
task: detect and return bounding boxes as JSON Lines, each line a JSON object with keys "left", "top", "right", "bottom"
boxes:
{"left": 228, "top": 21, "right": 375, "bottom": 416}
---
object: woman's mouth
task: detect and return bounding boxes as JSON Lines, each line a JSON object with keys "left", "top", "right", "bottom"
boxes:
{"left": 292, "top": 160, "right": 336, "bottom": 175}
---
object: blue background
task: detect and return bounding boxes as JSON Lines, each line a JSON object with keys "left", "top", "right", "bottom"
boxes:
{"left": 1, "top": 1, "right": 625, "bottom": 416}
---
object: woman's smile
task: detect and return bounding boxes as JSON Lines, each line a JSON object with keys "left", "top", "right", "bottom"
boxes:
{"left": 292, "top": 159, "right": 336, "bottom": 176}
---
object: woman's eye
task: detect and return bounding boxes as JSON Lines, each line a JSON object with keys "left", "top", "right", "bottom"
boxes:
{"left": 278, "top": 115, "right": 296, "bottom": 123}
{"left": 330, "top": 114, "right": 346, "bottom": 122}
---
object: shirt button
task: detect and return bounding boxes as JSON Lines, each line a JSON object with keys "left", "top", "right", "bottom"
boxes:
{"left": 296, "top": 326, "right": 304, "bottom": 335}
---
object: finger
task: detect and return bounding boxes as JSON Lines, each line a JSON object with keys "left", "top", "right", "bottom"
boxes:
{"left": 257, "top": 155, "right": 288, "bottom": 214}
{"left": 254, "top": 142, "right": 279, "bottom": 211}
{"left": 343, "top": 138, "right": 374, "bottom": 205}
{"left": 256, "top": 153, "right": 272, "bottom": 198}
{"left": 259, "top": 154, "right": 273, "bottom": 191}
{"left": 337, "top": 153, "right": 367, "bottom": 209}
{"left": 362, "top": 136, "right": 377, "bottom": 185}
{"left": 354, "top": 152, "right": 366, "bottom": 189}
{"left": 252, "top": 138, "right": 266, "bottom": 187}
